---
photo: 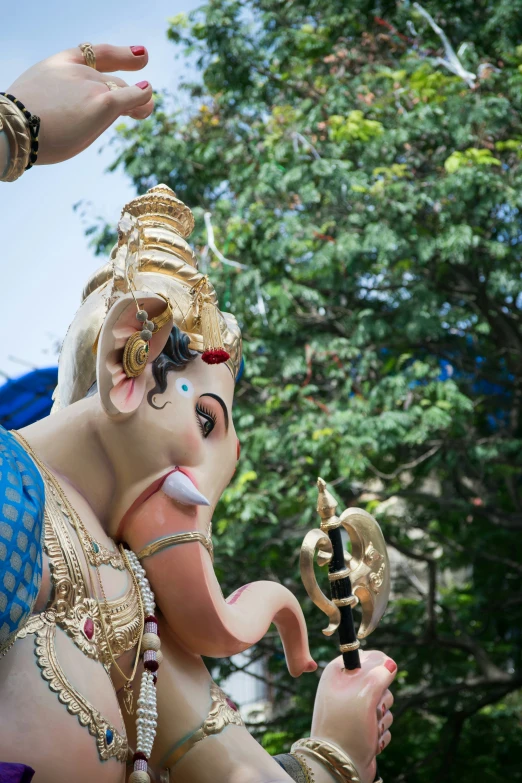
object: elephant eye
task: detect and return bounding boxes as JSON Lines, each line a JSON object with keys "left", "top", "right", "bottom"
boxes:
{"left": 195, "top": 402, "right": 216, "bottom": 438}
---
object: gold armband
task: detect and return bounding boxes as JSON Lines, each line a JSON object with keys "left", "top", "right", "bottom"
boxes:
{"left": 137, "top": 531, "right": 214, "bottom": 563}
{"left": 291, "top": 738, "right": 362, "bottom": 783}
{"left": 0, "top": 95, "right": 31, "bottom": 181}
{"left": 163, "top": 682, "right": 244, "bottom": 770}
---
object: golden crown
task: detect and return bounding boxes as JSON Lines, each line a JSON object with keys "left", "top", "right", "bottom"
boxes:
{"left": 54, "top": 185, "right": 242, "bottom": 409}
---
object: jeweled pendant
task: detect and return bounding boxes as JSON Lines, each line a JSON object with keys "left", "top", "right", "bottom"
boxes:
{"left": 83, "top": 617, "right": 95, "bottom": 640}
{"left": 124, "top": 682, "right": 134, "bottom": 715}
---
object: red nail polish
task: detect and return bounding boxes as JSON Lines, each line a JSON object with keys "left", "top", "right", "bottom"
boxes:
{"left": 131, "top": 46, "right": 146, "bottom": 56}
{"left": 136, "top": 81, "right": 149, "bottom": 90}
{"left": 382, "top": 703, "right": 386, "bottom": 714}
{"left": 384, "top": 660, "right": 397, "bottom": 673}
{"left": 381, "top": 723, "right": 385, "bottom": 735}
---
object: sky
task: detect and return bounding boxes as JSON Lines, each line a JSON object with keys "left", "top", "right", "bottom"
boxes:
{"left": 0, "top": 0, "right": 201, "bottom": 381}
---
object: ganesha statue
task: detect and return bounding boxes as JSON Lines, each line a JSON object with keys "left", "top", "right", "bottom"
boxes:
{"left": 0, "top": 42, "right": 396, "bottom": 783}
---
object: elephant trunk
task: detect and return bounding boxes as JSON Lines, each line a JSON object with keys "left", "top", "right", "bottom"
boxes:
{"left": 123, "top": 493, "right": 316, "bottom": 677}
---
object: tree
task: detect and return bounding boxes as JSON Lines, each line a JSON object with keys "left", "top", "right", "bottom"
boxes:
{"left": 94, "top": 2, "right": 522, "bottom": 780}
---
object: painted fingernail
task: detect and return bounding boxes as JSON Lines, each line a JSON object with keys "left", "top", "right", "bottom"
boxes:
{"left": 136, "top": 81, "right": 149, "bottom": 90}
{"left": 385, "top": 660, "right": 397, "bottom": 673}
{"left": 382, "top": 703, "right": 386, "bottom": 714}
{"left": 381, "top": 723, "right": 385, "bottom": 735}
{"left": 131, "top": 46, "right": 146, "bottom": 56}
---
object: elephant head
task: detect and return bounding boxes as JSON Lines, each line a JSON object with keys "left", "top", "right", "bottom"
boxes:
{"left": 53, "top": 185, "right": 316, "bottom": 678}
{"left": 93, "top": 293, "right": 315, "bottom": 678}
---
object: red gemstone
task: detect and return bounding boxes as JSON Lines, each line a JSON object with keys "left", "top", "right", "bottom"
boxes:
{"left": 83, "top": 617, "right": 94, "bottom": 640}
{"left": 226, "top": 697, "right": 238, "bottom": 712}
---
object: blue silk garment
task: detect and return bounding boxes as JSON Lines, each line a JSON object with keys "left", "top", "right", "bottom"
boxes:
{"left": 0, "top": 428, "right": 45, "bottom": 653}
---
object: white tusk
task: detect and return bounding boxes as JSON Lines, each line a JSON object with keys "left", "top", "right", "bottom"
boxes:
{"left": 162, "top": 471, "right": 210, "bottom": 506}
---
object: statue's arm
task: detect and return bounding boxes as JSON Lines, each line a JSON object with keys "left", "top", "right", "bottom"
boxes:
{"left": 0, "top": 44, "right": 154, "bottom": 183}
{"left": 144, "top": 627, "right": 293, "bottom": 783}
{"left": 146, "top": 631, "right": 389, "bottom": 783}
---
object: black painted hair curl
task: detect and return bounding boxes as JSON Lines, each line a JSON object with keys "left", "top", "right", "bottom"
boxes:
{"left": 147, "top": 324, "right": 198, "bottom": 410}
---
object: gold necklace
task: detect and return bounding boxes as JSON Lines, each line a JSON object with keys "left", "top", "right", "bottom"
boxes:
{"left": 13, "top": 431, "right": 144, "bottom": 712}
{"left": 14, "top": 431, "right": 125, "bottom": 571}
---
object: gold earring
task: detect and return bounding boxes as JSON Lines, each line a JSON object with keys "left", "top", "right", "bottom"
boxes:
{"left": 123, "top": 299, "right": 172, "bottom": 379}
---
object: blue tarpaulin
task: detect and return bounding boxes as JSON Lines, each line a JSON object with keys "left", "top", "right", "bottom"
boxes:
{"left": 0, "top": 368, "right": 58, "bottom": 430}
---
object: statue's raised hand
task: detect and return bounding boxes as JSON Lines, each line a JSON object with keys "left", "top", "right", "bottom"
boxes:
{"left": 6, "top": 44, "right": 153, "bottom": 164}
{"left": 311, "top": 650, "right": 397, "bottom": 783}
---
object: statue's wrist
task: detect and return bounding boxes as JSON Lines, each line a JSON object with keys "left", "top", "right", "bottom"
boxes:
{"left": 0, "top": 93, "right": 39, "bottom": 181}
{"left": 289, "top": 738, "right": 362, "bottom": 783}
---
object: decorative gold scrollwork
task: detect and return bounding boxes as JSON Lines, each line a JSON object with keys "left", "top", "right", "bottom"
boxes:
{"left": 300, "top": 478, "right": 391, "bottom": 643}
{"left": 338, "top": 508, "right": 390, "bottom": 639}
{"left": 300, "top": 528, "right": 341, "bottom": 637}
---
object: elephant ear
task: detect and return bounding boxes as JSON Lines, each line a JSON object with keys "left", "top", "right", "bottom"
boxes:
{"left": 96, "top": 292, "right": 173, "bottom": 417}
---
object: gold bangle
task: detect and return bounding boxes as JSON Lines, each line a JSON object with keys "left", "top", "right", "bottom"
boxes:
{"left": 0, "top": 96, "right": 31, "bottom": 181}
{"left": 291, "top": 738, "right": 361, "bottom": 783}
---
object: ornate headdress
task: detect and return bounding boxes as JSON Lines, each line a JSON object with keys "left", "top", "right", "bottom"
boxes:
{"left": 54, "top": 184, "right": 242, "bottom": 410}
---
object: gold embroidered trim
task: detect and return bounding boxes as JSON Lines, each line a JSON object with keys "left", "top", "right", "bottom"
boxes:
{"left": 35, "top": 619, "right": 128, "bottom": 762}
{"left": 35, "top": 461, "right": 125, "bottom": 571}
{"left": 42, "top": 477, "right": 141, "bottom": 666}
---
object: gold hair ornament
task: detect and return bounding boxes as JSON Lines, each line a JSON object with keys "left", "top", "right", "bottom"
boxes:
{"left": 193, "top": 277, "right": 230, "bottom": 365}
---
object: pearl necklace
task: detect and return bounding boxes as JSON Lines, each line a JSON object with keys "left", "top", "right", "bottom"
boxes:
{"left": 123, "top": 548, "right": 162, "bottom": 783}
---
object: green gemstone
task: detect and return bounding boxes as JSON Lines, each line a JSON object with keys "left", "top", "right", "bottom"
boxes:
{"left": 145, "top": 343, "right": 149, "bottom": 353}
{"left": 182, "top": 384, "right": 188, "bottom": 392}
{"left": 92, "top": 541, "right": 99, "bottom": 554}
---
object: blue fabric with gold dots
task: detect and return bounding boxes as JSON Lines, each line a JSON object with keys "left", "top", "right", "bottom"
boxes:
{"left": 0, "top": 427, "right": 44, "bottom": 652}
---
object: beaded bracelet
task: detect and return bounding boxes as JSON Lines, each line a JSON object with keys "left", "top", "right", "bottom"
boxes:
{"left": 0, "top": 92, "right": 40, "bottom": 170}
